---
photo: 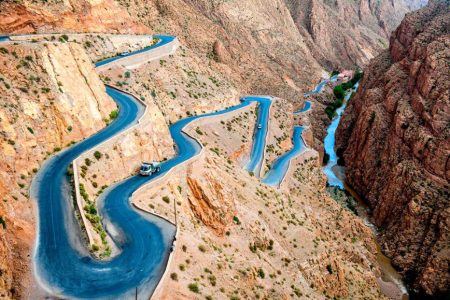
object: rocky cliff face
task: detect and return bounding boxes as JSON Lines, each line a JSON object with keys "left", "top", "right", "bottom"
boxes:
{"left": 115, "top": 0, "right": 423, "bottom": 101}
{"left": 336, "top": 1, "right": 449, "bottom": 297}
{"left": 284, "top": 0, "right": 424, "bottom": 68}
{"left": 0, "top": 0, "right": 149, "bottom": 34}
{"left": 0, "top": 41, "right": 116, "bottom": 298}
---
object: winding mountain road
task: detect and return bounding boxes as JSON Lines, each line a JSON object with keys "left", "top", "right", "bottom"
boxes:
{"left": 28, "top": 34, "right": 273, "bottom": 299}
{"left": 261, "top": 75, "right": 336, "bottom": 187}
{"left": 243, "top": 96, "right": 272, "bottom": 176}
{"left": 303, "top": 74, "right": 338, "bottom": 97}
{"left": 18, "top": 28, "right": 344, "bottom": 298}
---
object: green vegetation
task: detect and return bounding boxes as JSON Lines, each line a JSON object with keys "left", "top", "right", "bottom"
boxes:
{"left": 162, "top": 196, "right": 170, "bottom": 204}
{"left": 322, "top": 152, "right": 330, "bottom": 165}
{"left": 170, "top": 272, "right": 178, "bottom": 281}
{"left": 94, "top": 151, "right": 102, "bottom": 160}
{"left": 325, "top": 70, "right": 363, "bottom": 119}
{"left": 188, "top": 282, "right": 200, "bottom": 293}
{"left": 109, "top": 109, "right": 119, "bottom": 120}
{"left": 59, "top": 34, "right": 69, "bottom": 42}
{"left": 326, "top": 264, "right": 333, "bottom": 274}
{"left": 0, "top": 216, "right": 6, "bottom": 229}
{"left": 195, "top": 127, "right": 203, "bottom": 135}
{"left": 27, "top": 127, "right": 34, "bottom": 134}
{"left": 257, "top": 268, "right": 265, "bottom": 279}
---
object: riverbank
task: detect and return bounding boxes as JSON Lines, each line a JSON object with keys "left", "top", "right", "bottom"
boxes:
{"left": 320, "top": 78, "right": 409, "bottom": 299}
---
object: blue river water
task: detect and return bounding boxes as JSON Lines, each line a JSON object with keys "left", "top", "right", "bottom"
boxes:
{"left": 323, "top": 82, "right": 359, "bottom": 188}
{"left": 243, "top": 96, "right": 272, "bottom": 176}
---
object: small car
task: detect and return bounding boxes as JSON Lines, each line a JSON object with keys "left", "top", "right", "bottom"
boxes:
{"left": 139, "top": 162, "right": 161, "bottom": 176}
{"left": 120, "top": 51, "right": 129, "bottom": 56}
{"left": 257, "top": 124, "right": 262, "bottom": 129}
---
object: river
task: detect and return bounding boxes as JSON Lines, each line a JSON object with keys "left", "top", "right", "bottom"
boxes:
{"left": 322, "top": 80, "right": 409, "bottom": 299}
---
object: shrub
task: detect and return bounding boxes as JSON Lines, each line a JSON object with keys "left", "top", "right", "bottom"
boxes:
{"left": 162, "top": 196, "right": 170, "bottom": 203}
{"left": 94, "top": 151, "right": 102, "bottom": 160}
{"left": 257, "top": 268, "right": 265, "bottom": 279}
{"left": 0, "top": 216, "right": 6, "bottom": 229}
{"left": 326, "top": 264, "right": 333, "bottom": 274}
{"left": 333, "top": 85, "right": 345, "bottom": 99}
{"left": 323, "top": 152, "right": 330, "bottom": 165}
{"left": 27, "top": 127, "right": 34, "bottom": 134}
{"left": 195, "top": 127, "right": 203, "bottom": 135}
{"left": 188, "top": 283, "right": 199, "bottom": 293}
{"left": 170, "top": 273, "right": 178, "bottom": 281}
{"left": 109, "top": 110, "right": 119, "bottom": 120}
{"left": 198, "top": 244, "right": 207, "bottom": 252}
{"left": 208, "top": 275, "right": 216, "bottom": 286}
{"left": 124, "top": 71, "right": 130, "bottom": 78}
{"left": 66, "top": 165, "right": 74, "bottom": 176}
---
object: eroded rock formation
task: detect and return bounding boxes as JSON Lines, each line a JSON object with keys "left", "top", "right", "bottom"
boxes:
{"left": 336, "top": 1, "right": 449, "bottom": 296}
{"left": 0, "top": 41, "right": 116, "bottom": 298}
{"left": 0, "top": 0, "right": 149, "bottom": 34}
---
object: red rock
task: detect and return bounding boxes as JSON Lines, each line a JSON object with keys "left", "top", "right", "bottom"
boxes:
{"left": 336, "top": 1, "right": 449, "bottom": 296}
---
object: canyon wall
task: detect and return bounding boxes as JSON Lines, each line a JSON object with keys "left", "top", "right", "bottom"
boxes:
{"left": 117, "top": 0, "right": 421, "bottom": 100}
{"left": 0, "top": 0, "right": 149, "bottom": 34}
{"left": 336, "top": 1, "right": 449, "bottom": 297}
{"left": 0, "top": 41, "right": 116, "bottom": 298}
{"left": 284, "top": 0, "right": 423, "bottom": 68}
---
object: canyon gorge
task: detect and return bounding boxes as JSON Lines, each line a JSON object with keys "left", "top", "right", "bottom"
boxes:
{"left": 0, "top": 0, "right": 447, "bottom": 299}
{"left": 336, "top": 0, "right": 449, "bottom": 297}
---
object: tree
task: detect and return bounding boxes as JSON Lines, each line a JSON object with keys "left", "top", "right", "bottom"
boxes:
{"left": 333, "top": 85, "right": 345, "bottom": 99}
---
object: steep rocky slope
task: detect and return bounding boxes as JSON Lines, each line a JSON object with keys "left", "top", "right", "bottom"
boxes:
{"left": 0, "top": 0, "right": 149, "bottom": 34}
{"left": 284, "top": 0, "right": 418, "bottom": 68}
{"left": 336, "top": 1, "right": 449, "bottom": 297}
{"left": 132, "top": 103, "right": 390, "bottom": 300}
{"left": 117, "top": 0, "right": 422, "bottom": 100}
{"left": 0, "top": 41, "right": 116, "bottom": 298}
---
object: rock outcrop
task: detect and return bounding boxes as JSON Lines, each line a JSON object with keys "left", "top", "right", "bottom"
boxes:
{"left": 0, "top": 0, "right": 149, "bottom": 34}
{"left": 284, "top": 0, "right": 427, "bottom": 68}
{"left": 336, "top": 1, "right": 449, "bottom": 297}
{"left": 0, "top": 41, "right": 116, "bottom": 298}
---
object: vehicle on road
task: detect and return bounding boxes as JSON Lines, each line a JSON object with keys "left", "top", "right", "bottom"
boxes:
{"left": 257, "top": 124, "right": 262, "bottom": 129}
{"left": 139, "top": 162, "right": 161, "bottom": 176}
{"left": 120, "top": 51, "right": 129, "bottom": 56}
